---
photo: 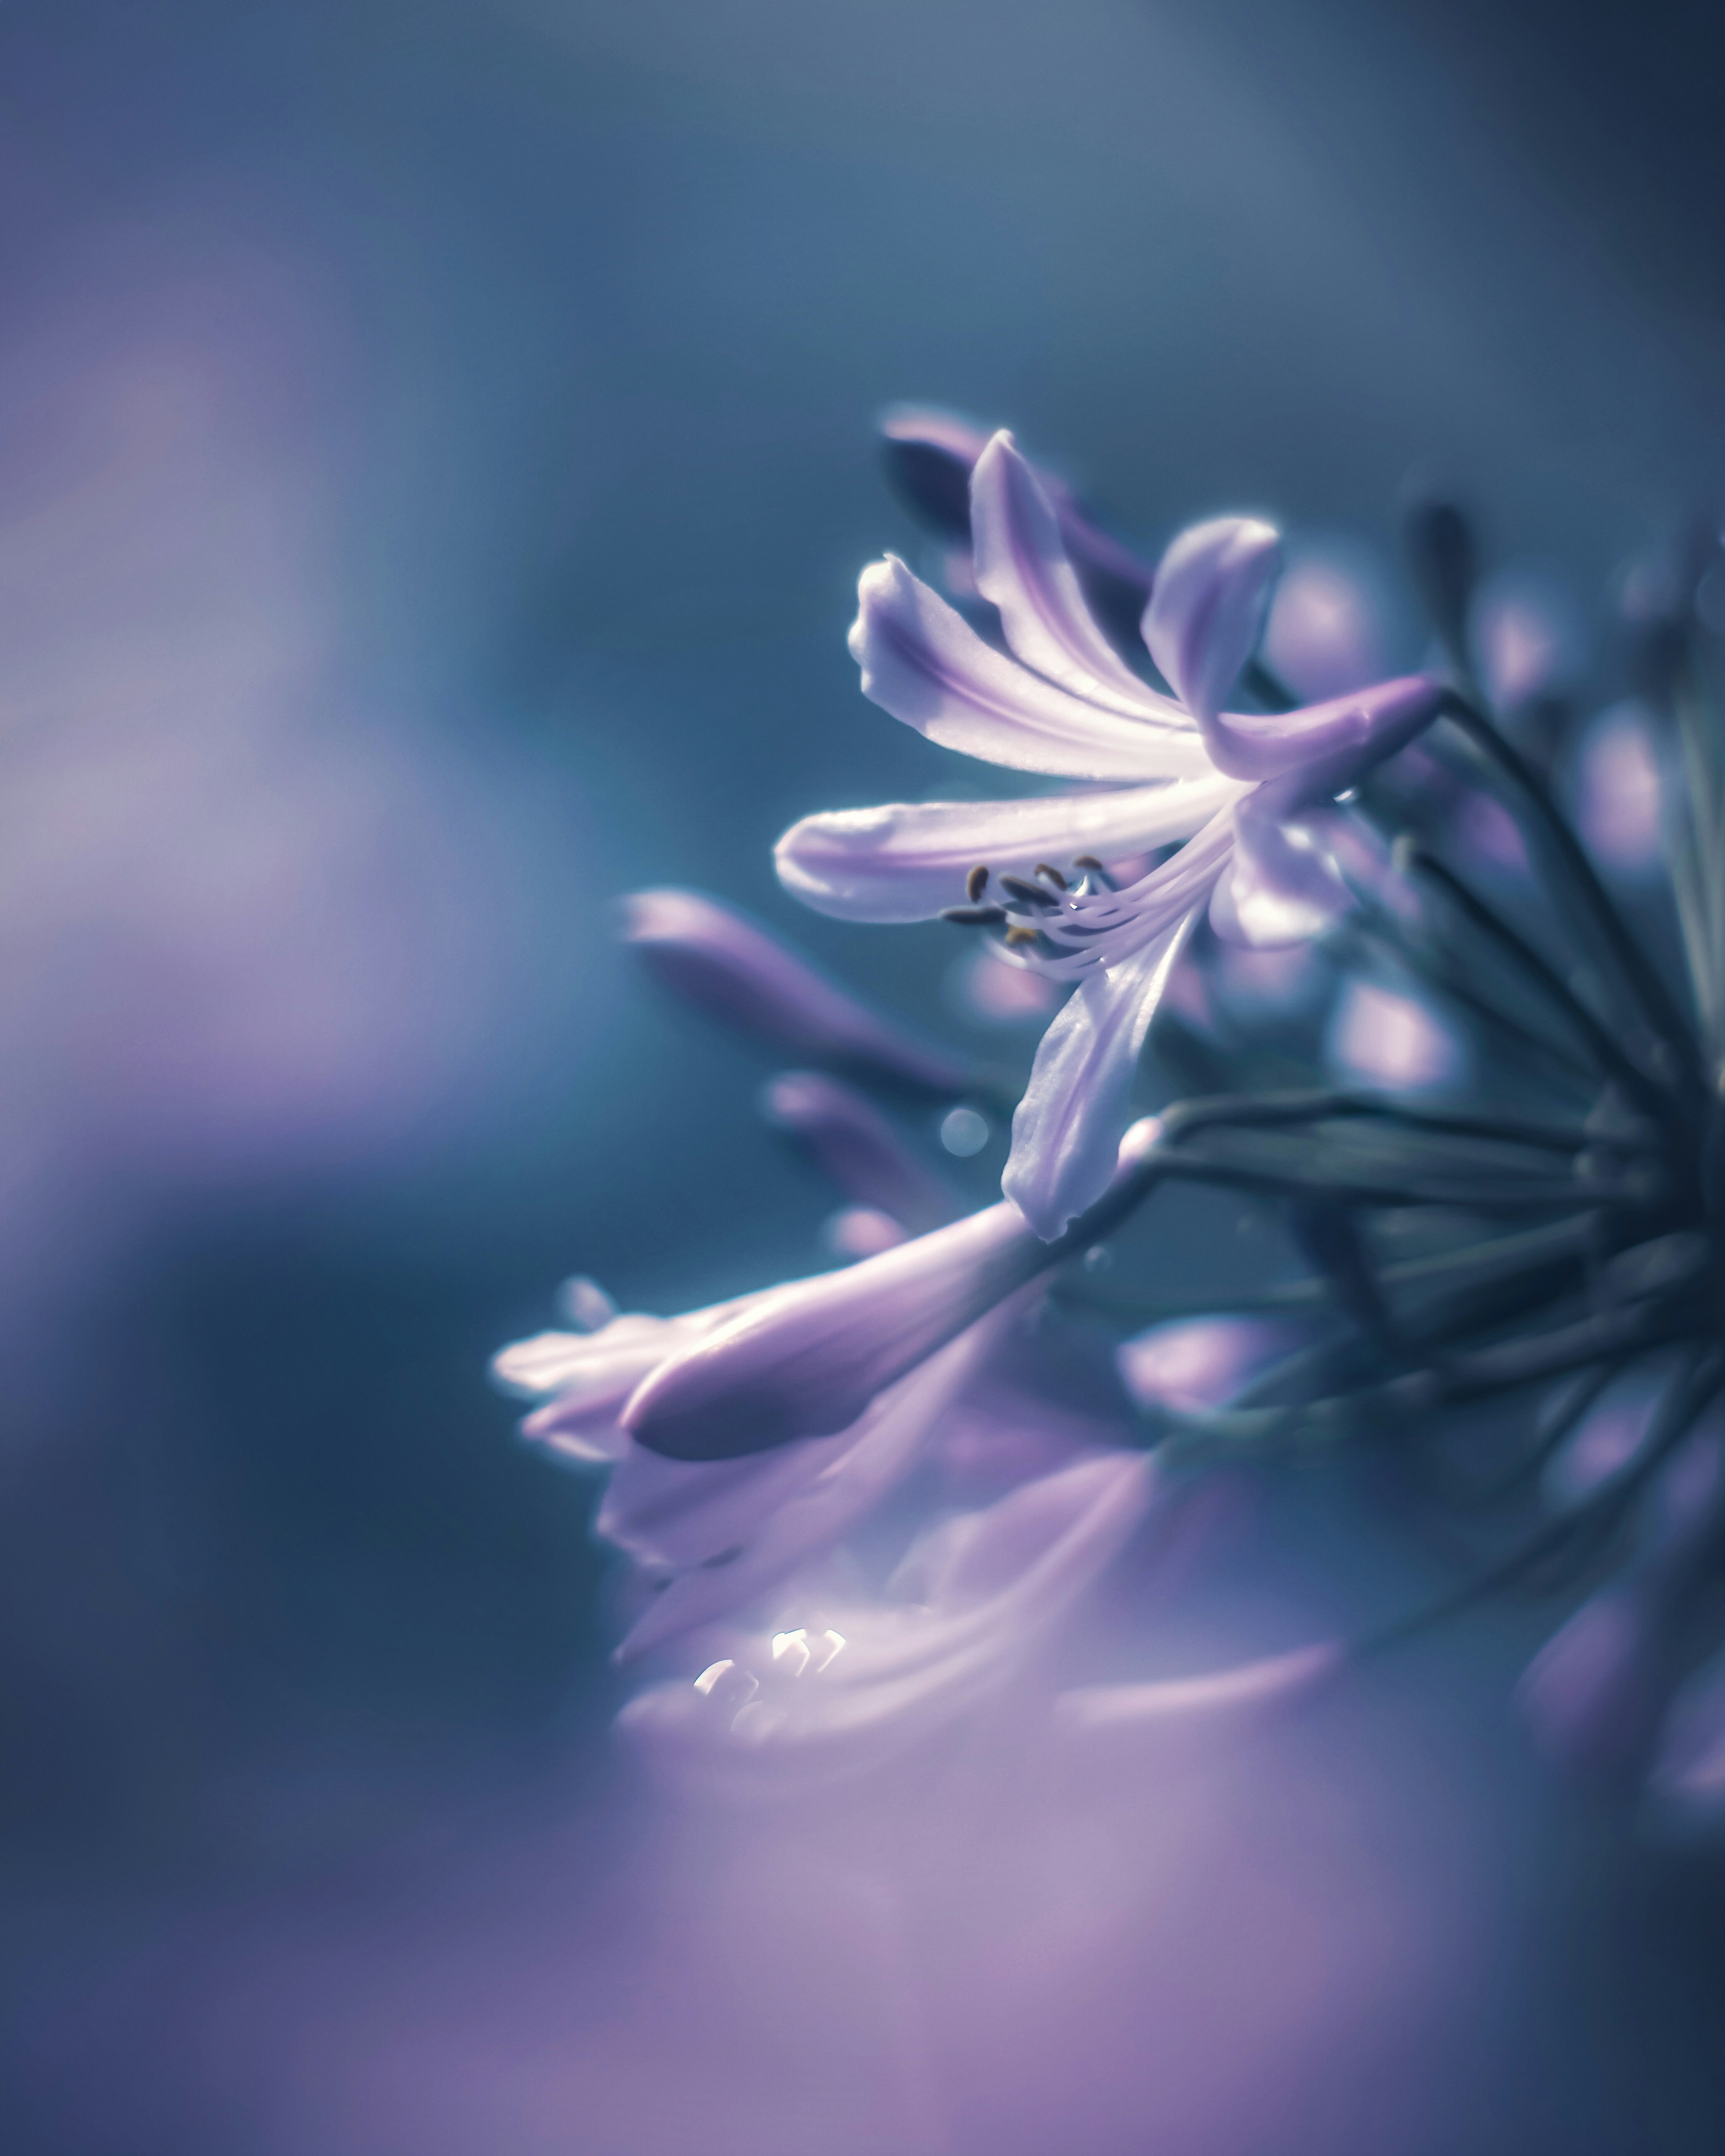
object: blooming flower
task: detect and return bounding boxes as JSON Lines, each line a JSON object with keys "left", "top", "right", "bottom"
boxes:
{"left": 776, "top": 431, "right": 1442, "bottom": 1235}
{"left": 619, "top": 1449, "right": 1155, "bottom": 1793}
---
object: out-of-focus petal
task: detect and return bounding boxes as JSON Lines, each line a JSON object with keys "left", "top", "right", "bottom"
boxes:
{"left": 1473, "top": 566, "right": 1586, "bottom": 711}
{"left": 761, "top": 1070, "right": 957, "bottom": 1233}
{"left": 774, "top": 777, "right": 1242, "bottom": 923}
{"left": 823, "top": 1206, "right": 910, "bottom": 1259}
{"left": 851, "top": 556, "right": 1209, "bottom": 782}
{"left": 1141, "top": 516, "right": 1281, "bottom": 729}
{"left": 1116, "top": 1316, "right": 1307, "bottom": 1416}
{"left": 1574, "top": 701, "right": 1664, "bottom": 878}
{"left": 619, "top": 1450, "right": 1151, "bottom": 1790}
{"left": 1262, "top": 546, "right": 1395, "bottom": 703}
{"left": 1648, "top": 1648, "right": 1725, "bottom": 1818}
{"left": 1519, "top": 1586, "right": 1667, "bottom": 1784}
{"left": 611, "top": 1306, "right": 1017, "bottom": 1660}
{"left": 879, "top": 403, "right": 993, "bottom": 536}
{"left": 969, "top": 432, "right": 1169, "bottom": 717}
{"left": 1325, "top": 978, "right": 1467, "bottom": 1094}
{"left": 623, "top": 1200, "right": 1051, "bottom": 1461}
{"left": 1003, "top": 919, "right": 1197, "bottom": 1241}
{"left": 620, "top": 886, "right": 969, "bottom": 1094}
{"left": 1543, "top": 1370, "right": 1664, "bottom": 1511}
{"left": 1057, "top": 1642, "right": 1342, "bottom": 1740}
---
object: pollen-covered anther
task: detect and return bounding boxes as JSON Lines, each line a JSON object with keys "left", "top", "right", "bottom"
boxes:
{"left": 939, "top": 903, "right": 1007, "bottom": 926}
{"left": 1004, "top": 925, "right": 1044, "bottom": 949}
{"left": 999, "top": 875, "right": 1060, "bottom": 911}
{"left": 966, "top": 864, "right": 990, "bottom": 902}
{"left": 1034, "top": 862, "right": 1069, "bottom": 890}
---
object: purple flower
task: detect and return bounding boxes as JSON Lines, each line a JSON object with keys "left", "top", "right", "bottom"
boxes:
{"left": 620, "top": 886, "right": 969, "bottom": 1095}
{"left": 603, "top": 1301, "right": 1021, "bottom": 1659}
{"left": 622, "top": 1196, "right": 1055, "bottom": 1461}
{"left": 623, "top": 1118, "right": 1164, "bottom": 1462}
{"left": 777, "top": 430, "right": 1442, "bottom": 1235}
{"left": 618, "top": 1449, "right": 1154, "bottom": 1792}
{"left": 493, "top": 1298, "right": 759, "bottom": 1467}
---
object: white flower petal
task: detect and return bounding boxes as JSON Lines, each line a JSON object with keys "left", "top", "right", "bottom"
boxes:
{"left": 852, "top": 555, "right": 1214, "bottom": 782}
{"left": 774, "top": 777, "right": 1240, "bottom": 923}
{"left": 1003, "top": 914, "right": 1200, "bottom": 1240}
{"left": 1141, "top": 515, "right": 1281, "bottom": 729}
{"left": 970, "top": 432, "right": 1175, "bottom": 718}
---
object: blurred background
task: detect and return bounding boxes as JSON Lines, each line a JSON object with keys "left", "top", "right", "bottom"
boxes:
{"left": 3, "top": 2, "right": 1725, "bottom": 2150}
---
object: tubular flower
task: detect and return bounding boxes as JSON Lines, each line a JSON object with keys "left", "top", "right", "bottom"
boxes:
{"left": 776, "top": 430, "right": 1442, "bottom": 1235}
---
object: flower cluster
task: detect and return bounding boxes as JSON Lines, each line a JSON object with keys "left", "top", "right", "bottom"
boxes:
{"left": 496, "top": 410, "right": 1725, "bottom": 1822}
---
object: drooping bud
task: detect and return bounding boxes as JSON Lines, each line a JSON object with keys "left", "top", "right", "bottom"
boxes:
{"left": 620, "top": 887, "right": 970, "bottom": 1096}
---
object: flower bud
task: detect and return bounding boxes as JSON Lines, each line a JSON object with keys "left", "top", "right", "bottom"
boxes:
{"left": 621, "top": 887, "right": 969, "bottom": 1096}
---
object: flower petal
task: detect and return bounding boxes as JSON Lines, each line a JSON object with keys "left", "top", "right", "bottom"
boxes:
{"left": 1194, "top": 674, "right": 1443, "bottom": 784}
{"left": 1141, "top": 515, "right": 1281, "bottom": 729}
{"left": 621, "top": 886, "right": 969, "bottom": 1094}
{"left": 852, "top": 555, "right": 1212, "bottom": 782}
{"left": 1116, "top": 1315, "right": 1309, "bottom": 1415}
{"left": 970, "top": 432, "right": 1172, "bottom": 717}
{"left": 1002, "top": 915, "right": 1199, "bottom": 1240}
{"left": 1056, "top": 1642, "right": 1342, "bottom": 1740}
{"left": 618, "top": 1450, "right": 1151, "bottom": 1789}
{"left": 774, "top": 777, "right": 1241, "bottom": 923}
{"left": 611, "top": 1308, "right": 1013, "bottom": 1659}
{"left": 623, "top": 1201, "right": 1050, "bottom": 1461}
{"left": 1211, "top": 788, "right": 1356, "bottom": 949}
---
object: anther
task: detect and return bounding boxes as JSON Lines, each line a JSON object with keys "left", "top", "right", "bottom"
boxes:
{"left": 939, "top": 904, "right": 1008, "bottom": 926}
{"left": 1004, "top": 925, "right": 1044, "bottom": 949}
{"left": 965, "top": 864, "right": 990, "bottom": 902}
{"left": 1072, "top": 853, "right": 1116, "bottom": 890}
{"left": 999, "top": 875, "right": 1059, "bottom": 910}
{"left": 1033, "top": 862, "right": 1068, "bottom": 890}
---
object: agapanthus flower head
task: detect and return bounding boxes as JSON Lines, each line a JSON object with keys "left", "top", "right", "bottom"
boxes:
{"left": 778, "top": 427, "right": 1442, "bottom": 1235}
{"left": 500, "top": 406, "right": 1725, "bottom": 1827}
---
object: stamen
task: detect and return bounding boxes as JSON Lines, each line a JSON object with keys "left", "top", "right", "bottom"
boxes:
{"left": 939, "top": 904, "right": 1008, "bottom": 926}
{"left": 966, "top": 864, "right": 990, "bottom": 902}
{"left": 1034, "top": 863, "right": 1068, "bottom": 890}
{"left": 1072, "top": 853, "right": 1117, "bottom": 891}
{"left": 999, "top": 875, "right": 1060, "bottom": 911}
{"left": 1004, "top": 925, "right": 1044, "bottom": 949}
